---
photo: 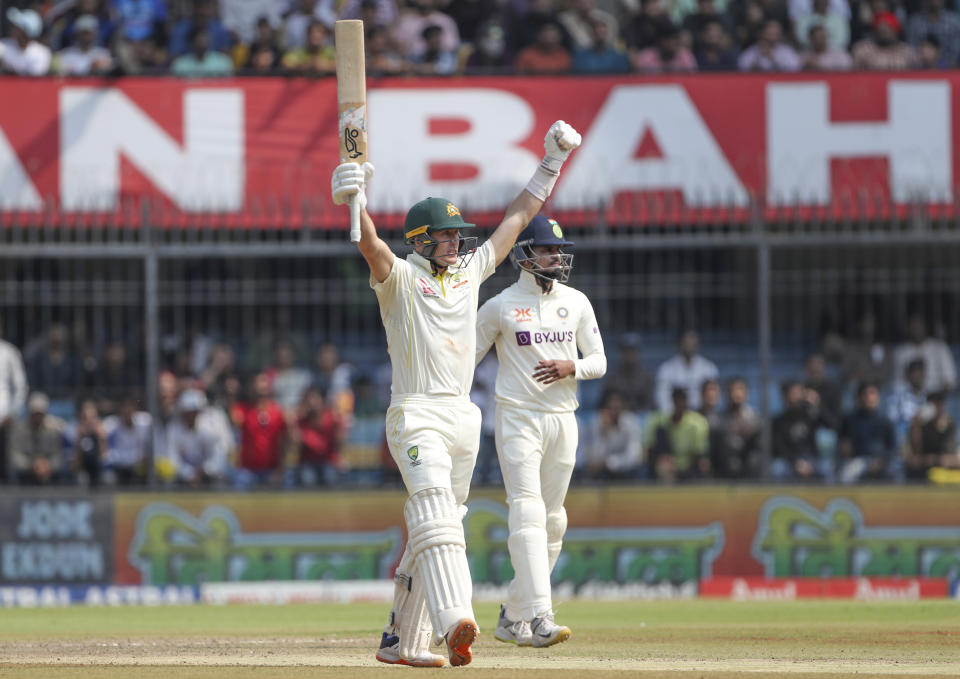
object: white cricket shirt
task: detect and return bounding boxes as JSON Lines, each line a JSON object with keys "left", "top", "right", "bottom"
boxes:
{"left": 476, "top": 269, "right": 606, "bottom": 413}
{"left": 372, "top": 240, "right": 496, "bottom": 401}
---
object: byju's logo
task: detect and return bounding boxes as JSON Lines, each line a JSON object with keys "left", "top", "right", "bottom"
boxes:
{"left": 516, "top": 331, "right": 531, "bottom": 346}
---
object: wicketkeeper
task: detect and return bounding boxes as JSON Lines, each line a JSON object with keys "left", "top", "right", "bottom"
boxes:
{"left": 330, "top": 120, "right": 582, "bottom": 667}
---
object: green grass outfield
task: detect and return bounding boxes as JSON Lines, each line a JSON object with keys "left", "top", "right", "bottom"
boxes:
{"left": 1, "top": 600, "right": 958, "bottom": 678}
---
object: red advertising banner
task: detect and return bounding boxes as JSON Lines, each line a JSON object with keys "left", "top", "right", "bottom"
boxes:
{"left": 1, "top": 73, "right": 958, "bottom": 228}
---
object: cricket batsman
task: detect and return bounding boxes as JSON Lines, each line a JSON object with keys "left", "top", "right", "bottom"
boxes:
{"left": 475, "top": 214, "right": 607, "bottom": 647}
{"left": 330, "top": 121, "right": 582, "bottom": 667}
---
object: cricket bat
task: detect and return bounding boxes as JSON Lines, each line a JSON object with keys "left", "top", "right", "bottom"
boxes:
{"left": 335, "top": 19, "right": 367, "bottom": 243}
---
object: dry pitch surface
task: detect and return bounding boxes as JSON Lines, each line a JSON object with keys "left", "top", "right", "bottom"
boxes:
{"left": 0, "top": 600, "right": 958, "bottom": 678}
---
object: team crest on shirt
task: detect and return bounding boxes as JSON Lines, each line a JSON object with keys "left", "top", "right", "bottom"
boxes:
{"left": 557, "top": 307, "right": 569, "bottom": 319}
{"left": 417, "top": 277, "right": 439, "bottom": 297}
{"left": 452, "top": 271, "right": 470, "bottom": 289}
{"left": 407, "top": 445, "right": 422, "bottom": 466}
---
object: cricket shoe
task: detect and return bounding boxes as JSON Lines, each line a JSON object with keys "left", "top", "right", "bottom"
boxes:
{"left": 530, "top": 611, "right": 571, "bottom": 648}
{"left": 494, "top": 605, "right": 532, "bottom": 647}
{"left": 444, "top": 618, "right": 479, "bottom": 667}
{"left": 375, "top": 632, "right": 445, "bottom": 668}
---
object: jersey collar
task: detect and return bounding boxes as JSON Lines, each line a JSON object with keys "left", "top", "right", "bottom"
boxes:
{"left": 518, "top": 268, "right": 553, "bottom": 294}
{"left": 408, "top": 251, "right": 460, "bottom": 278}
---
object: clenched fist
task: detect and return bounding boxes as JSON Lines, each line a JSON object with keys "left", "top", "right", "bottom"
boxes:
{"left": 543, "top": 120, "right": 582, "bottom": 172}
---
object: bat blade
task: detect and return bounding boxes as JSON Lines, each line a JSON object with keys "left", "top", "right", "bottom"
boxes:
{"left": 335, "top": 19, "right": 367, "bottom": 243}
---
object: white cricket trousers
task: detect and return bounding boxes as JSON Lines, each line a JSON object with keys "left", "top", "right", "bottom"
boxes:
{"left": 495, "top": 404, "right": 577, "bottom": 621}
{"left": 385, "top": 395, "right": 482, "bottom": 507}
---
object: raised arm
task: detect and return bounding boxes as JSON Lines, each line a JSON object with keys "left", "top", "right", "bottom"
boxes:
{"left": 487, "top": 121, "right": 582, "bottom": 266}
{"left": 331, "top": 162, "right": 394, "bottom": 282}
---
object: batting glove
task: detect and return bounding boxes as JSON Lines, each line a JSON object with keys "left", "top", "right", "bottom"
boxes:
{"left": 331, "top": 161, "right": 375, "bottom": 209}
{"left": 542, "top": 120, "right": 582, "bottom": 173}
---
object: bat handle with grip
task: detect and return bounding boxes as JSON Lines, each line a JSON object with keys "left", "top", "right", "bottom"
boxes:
{"left": 349, "top": 194, "right": 362, "bottom": 243}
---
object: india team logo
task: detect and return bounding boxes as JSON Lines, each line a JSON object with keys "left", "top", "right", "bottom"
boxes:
{"left": 550, "top": 220, "right": 563, "bottom": 239}
{"left": 557, "top": 307, "right": 569, "bottom": 318}
{"left": 407, "top": 446, "right": 421, "bottom": 466}
{"left": 516, "top": 331, "right": 531, "bottom": 346}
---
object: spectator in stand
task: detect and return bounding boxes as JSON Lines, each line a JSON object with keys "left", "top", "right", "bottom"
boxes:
{"left": 841, "top": 312, "right": 893, "bottom": 391}
{"left": 631, "top": 20, "right": 698, "bottom": 72}
{"left": 444, "top": 0, "right": 501, "bottom": 45}
{"left": 112, "top": 0, "right": 168, "bottom": 73}
{"left": 7, "top": 393, "right": 65, "bottom": 485}
{"left": 199, "top": 342, "right": 236, "bottom": 401}
{"left": 907, "top": 390, "right": 957, "bottom": 481}
{"left": 282, "top": 19, "right": 335, "bottom": 74}
{"left": 558, "top": 0, "right": 619, "bottom": 51}
{"left": 803, "top": 352, "right": 844, "bottom": 431}
{"left": 602, "top": 336, "right": 654, "bottom": 414}
{"left": 771, "top": 380, "right": 831, "bottom": 481}
{"left": 116, "top": 33, "right": 166, "bottom": 74}
{"left": 515, "top": 20, "right": 572, "bottom": 73}
{"left": 235, "top": 373, "right": 289, "bottom": 489}
{"left": 917, "top": 32, "right": 946, "bottom": 67}
{"left": 669, "top": 0, "right": 730, "bottom": 25}
{"left": 412, "top": 23, "right": 459, "bottom": 74}
{"left": 654, "top": 329, "right": 718, "bottom": 414}
{"left": 683, "top": 0, "right": 734, "bottom": 47}
{"left": 282, "top": 0, "right": 336, "bottom": 51}
{"left": 572, "top": 15, "right": 630, "bottom": 73}
{"left": 624, "top": 0, "right": 668, "bottom": 51}
{"left": 893, "top": 314, "right": 957, "bottom": 394}
{"left": 219, "top": 0, "right": 283, "bottom": 46}
{"left": 906, "top": 0, "right": 960, "bottom": 66}
{"left": 794, "top": 0, "right": 849, "bottom": 49}
{"left": 788, "top": 0, "right": 850, "bottom": 25}
{"left": 102, "top": 395, "right": 151, "bottom": 485}
{"left": 240, "top": 16, "right": 282, "bottom": 73}
{"left": 508, "top": 0, "right": 570, "bottom": 54}
{"left": 53, "top": 14, "right": 114, "bottom": 75}
{"left": 48, "top": 0, "right": 115, "bottom": 51}
{"left": 294, "top": 387, "right": 345, "bottom": 486}
{"left": 70, "top": 398, "right": 107, "bottom": 487}
{"left": 737, "top": 18, "right": 801, "bottom": 71}
{"left": 731, "top": 0, "right": 791, "bottom": 50}
{"left": 391, "top": 0, "right": 460, "bottom": 61}
{"left": 91, "top": 340, "right": 137, "bottom": 416}
{"left": 462, "top": 20, "right": 510, "bottom": 72}
{"left": 800, "top": 22, "right": 852, "bottom": 69}
{"left": 164, "top": 389, "right": 227, "bottom": 487}
{"left": 586, "top": 389, "right": 645, "bottom": 480}
{"left": 0, "top": 319, "right": 28, "bottom": 481}
{"left": 312, "top": 343, "right": 354, "bottom": 415}
{"left": 699, "top": 378, "right": 723, "bottom": 469}
{"left": 852, "top": 10, "right": 917, "bottom": 69}
{"left": 0, "top": 7, "right": 51, "bottom": 76}
{"left": 171, "top": 26, "right": 235, "bottom": 77}
{"left": 365, "top": 24, "right": 409, "bottom": 75}
{"left": 339, "top": 0, "right": 398, "bottom": 30}
{"left": 27, "top": 324, "right": 80, "bottom": 400}
{"left": 887, "top": 359, "right": 928, "bottom": 451}
{"left": 694, "top": 19, "right": 739, "bottom": 70}
{"left": 646, "top": 387, "right": 710, "bottom": 482}
{"left": 169, "top": 0, "right": 232, "bottom": 58}
{"left": 715, "top": 377, "right": 761, "bottom": 478}
{"left": 837, "top": 383, "right": 898, "bottom": 484}
{"left": 267, "top": 340, "right": 312, "bottom": 412}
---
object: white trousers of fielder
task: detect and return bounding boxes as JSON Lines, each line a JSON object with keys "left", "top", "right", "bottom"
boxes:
{"left": 495, "top": 404, "right": 577, "bottom": 622}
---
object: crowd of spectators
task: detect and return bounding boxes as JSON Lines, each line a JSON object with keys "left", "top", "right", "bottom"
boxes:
{"left": 2, "top": 0, "right": 960, "bottom": 78}
{"left": 2, "top": 313, "right": 960, "bottom": 489}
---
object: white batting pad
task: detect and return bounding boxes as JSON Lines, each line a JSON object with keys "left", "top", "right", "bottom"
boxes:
{"left": 404, "top": 487, "right": 475, "bottom": 640}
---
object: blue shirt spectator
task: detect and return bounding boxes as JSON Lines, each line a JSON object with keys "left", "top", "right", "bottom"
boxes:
{"left": 168, "top": 0, "right": 233, "bottom": 58}
{"left": 113, "top": 0, "right": 168, "bottom": 42}
{"left": 572, "top": 16, "right": 629, "bottom": 73}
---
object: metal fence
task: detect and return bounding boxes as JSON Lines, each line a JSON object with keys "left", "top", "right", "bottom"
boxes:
{"left": 3, "top": 196, "right": 960, "bottom": 481}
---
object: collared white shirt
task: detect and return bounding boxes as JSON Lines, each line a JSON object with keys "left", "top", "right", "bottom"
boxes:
{"left": 371, "top": 240, "right": 495, "bottom": 401}
{"left": 893, "top": 339, "right": 957, "bottom": 393}
{"left": 655, "top": 353, "right": 718, "bottom": 413}
{"left": 476, "top": 270, "right": 606, "bottom": 413}
{"left": 0, "top": 39, "right": 52, "bottom": 75}
{"left": 0, "top": 339, "right": 28, "bottom": 421}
